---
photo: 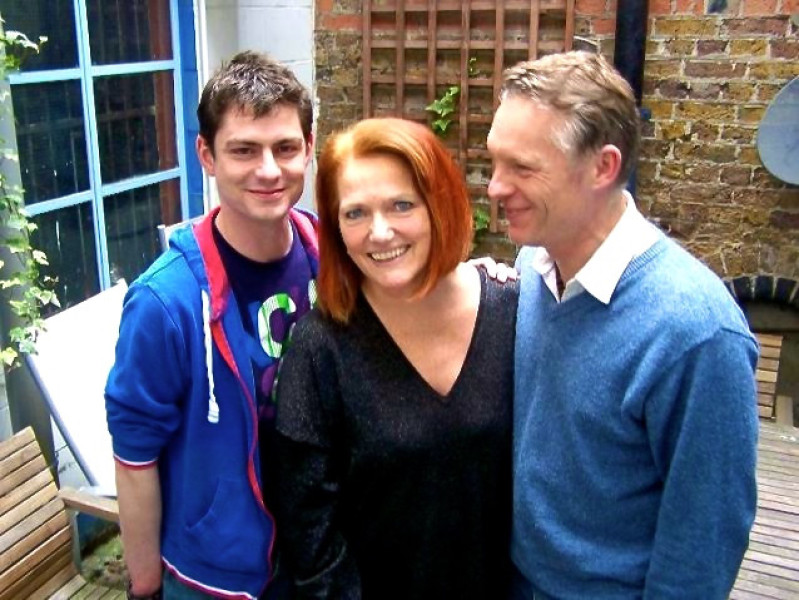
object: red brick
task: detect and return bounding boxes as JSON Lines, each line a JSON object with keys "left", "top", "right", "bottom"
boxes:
{"left": 697, "top": 40, "right": 728, "bottom": 56}
{"left": 648, "top": 0, "right": 672, "bottom": 16}
{"left": 770, "top": 211, "right": 799, "bottom": 230}
{"left": 674, "top": 0, "right": 703, "bottom": 14}
{"left": 657, "top": 79, "right": 691, "bottom": 99}
{"left": 722, "top": 18, "right": 788, "bottom": 37}
{"left": 721, "top": 166, "right": 752, "bottom": 185}
{"left": 692, "top": 122, "right": 722, "bottom": 142}
{"left": 742, "top": 0, "right": 778, "bottom": 16}
{"left": 691, "top": 82, "right": 724, "bottom": 100}
{"left": 576, "top": 0, "right": 607, "bottom": 16}
{"left": 771, "top": 40, "right": 799, "bottom": 59}
{"left": 592, "top": 18, "right": 617, "bottom": 35}
{"left": 320, "top": 13, "right": 362, "bottom": 31}
{"left": 684, "top": 60, "right": 747, "bottom": 78}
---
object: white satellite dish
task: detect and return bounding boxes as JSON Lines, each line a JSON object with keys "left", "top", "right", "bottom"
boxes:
{"left": 757, "top": 76, "right": 799, "bottom": 185}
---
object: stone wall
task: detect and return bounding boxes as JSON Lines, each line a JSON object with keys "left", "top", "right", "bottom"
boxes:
{"left": 315, "top": 0, "right": 799, "bottom": 288}
{"left": 578, "top": 0, "right": 799, "bottom": 290}
{"left": 314, "top": 0, "right": 364, "bottom": 152}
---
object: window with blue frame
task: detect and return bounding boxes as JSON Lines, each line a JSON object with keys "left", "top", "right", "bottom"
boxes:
{"left": 1, "top": 0, "right": 199, "bottom": 312}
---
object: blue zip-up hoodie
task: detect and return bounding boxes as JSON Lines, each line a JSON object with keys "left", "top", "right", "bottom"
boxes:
{"left": 106, "top": 207, "right": 319, "bottom": 599}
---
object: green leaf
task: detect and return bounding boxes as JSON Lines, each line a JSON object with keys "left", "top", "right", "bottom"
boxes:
{"left": 8, "top": 300, "right": 27, "bottom": 313}
{"left": 472, "top": 206, "right": 491, "bottom": 232}
{"left": 17, "top": 339, "right": 37, "bottom": 355}
{"left": 32, "top": 250, "right": 48, "bottom": 265}
{"left": 0, "top": 276, "right": 25, "bottom": 289}
{"left": 5, "top": 214, "right": 29, "bottom": 231}
{"left": 0, "top": 348, "right": 18, "bottom": 367}
{"left": 432, "top": 119, "right": 449, "bottom": 134}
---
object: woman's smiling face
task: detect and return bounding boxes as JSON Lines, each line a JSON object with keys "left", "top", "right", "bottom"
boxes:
{"left": 336, "top": 153, "right": 432, "bottom": 300}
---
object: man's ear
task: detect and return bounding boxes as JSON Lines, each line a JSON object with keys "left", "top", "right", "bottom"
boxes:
{"left": 196, "top": 135, "right": 216, "bottom": 176}
{"left": 593, "top": 144, "right": 622, "bottom": 191}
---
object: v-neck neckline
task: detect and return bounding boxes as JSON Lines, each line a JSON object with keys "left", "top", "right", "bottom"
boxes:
{"left": 358, "top": 271, "right": 487, "bottom": 402}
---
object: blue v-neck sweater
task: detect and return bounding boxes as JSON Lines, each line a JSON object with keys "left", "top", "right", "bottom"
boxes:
{"left": 513, "top": 236, "right": 758, "bottom": 599}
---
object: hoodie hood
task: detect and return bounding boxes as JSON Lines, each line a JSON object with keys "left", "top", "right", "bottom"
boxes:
{"left": 168, "top": 206, "right": 320, "bottom": 425}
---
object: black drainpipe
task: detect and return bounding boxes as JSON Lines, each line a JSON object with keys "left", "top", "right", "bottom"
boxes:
{"left": 613, "top": 1, "right": 650, "bottom": 194}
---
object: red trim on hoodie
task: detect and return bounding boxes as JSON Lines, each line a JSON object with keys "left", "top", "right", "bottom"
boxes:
{"left": 190, "top": 206, "right": 319, "bottom": 590}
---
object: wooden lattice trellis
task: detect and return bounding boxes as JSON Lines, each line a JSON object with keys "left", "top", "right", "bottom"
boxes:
{"left": 363, "top": 0, "right": 575, "bottom": 233}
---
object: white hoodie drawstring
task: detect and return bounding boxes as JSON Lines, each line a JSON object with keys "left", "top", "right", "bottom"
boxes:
{"left": 202, "top": 290, "right": 220, "bottom": 424}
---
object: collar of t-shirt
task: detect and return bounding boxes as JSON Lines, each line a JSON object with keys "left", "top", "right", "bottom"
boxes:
{"left": 531, "top": 191, "right": 661, "bottom": 304}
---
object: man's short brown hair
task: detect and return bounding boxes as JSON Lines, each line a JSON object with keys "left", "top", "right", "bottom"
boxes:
{"left": 197, "top": 51, "right": 312, "bottom": 152}
{"left": 501, "top": 51, "right": 640, "bottom": 187}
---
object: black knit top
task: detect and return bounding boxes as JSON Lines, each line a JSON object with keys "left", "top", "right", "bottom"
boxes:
{"left": 273, "top": 271, "right": 519, "bottom": 600}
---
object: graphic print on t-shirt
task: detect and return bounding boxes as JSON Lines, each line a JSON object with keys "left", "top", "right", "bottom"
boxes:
{"left": 256, "top": 280, "right": 317, "bottom": 420}
{"left": 213, "top": 220, "right": 316, "bottom": 422}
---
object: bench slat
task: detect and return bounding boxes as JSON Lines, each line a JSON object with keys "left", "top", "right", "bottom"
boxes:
{"left": 0, "top": 453, "right": 49, "bottom": 499}
{"left": 757, "top": 333, "right": 784, "bottom": 348}
{"left": 0, "top": 526, "right": 71, "bottom": 596}
{"left": 2, "top": 551, "right": 74, "bottom": 600}
{"left": 0, "top": 470, "right": 53, "bottom": 518}
{"left": 50, "top": 573, "right": 92, "bottom": 599}
{"left": 0, "top": 427, "right": 122, "bottom": 600}
{"left": 0, "top": 428, "right": 35, "bottom": 462}
{"left": 0, "top": 484, "right": 61, "bottom": 546}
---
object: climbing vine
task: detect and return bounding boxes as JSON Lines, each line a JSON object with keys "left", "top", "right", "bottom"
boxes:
{"left": 0, "top": 20, "right": 58, "bottom": 367}
{"left": 425, "top": 58, "right": 491, "bottom": 253}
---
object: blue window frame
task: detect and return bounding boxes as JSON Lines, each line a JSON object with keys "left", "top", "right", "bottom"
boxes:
{"left": 2, "top": 0, "right": 199, "bottom": 311}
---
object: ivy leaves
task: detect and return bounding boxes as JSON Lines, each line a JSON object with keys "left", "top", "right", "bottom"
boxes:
{"left": 0, "top": 18, "right": 57, "bottom": 367}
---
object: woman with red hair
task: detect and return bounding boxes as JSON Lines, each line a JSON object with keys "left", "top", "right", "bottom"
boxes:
{"left": 274, "top": 118, "right": 517, "bottom": 599}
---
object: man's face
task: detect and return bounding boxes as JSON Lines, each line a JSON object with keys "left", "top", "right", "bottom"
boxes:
{"left": 487, "top": 95, "right": 595, "bottom": 252}
{"left": 197, "top": 104, "right": 312, "bottom": 228}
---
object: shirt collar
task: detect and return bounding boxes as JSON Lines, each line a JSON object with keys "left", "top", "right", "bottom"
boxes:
{"left": 531, "top": 192, "right": 661, "bottom": 304}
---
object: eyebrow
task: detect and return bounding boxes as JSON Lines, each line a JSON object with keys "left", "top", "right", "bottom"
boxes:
{"left": 223, "top": 136, "right": 305, "bottom": 147}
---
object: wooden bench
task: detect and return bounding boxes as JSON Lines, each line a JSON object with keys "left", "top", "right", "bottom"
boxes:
{"left": 731, "top": 333, "right": 799, "bottom": 598}
{"left": 0, "top": 427, "right": 123, "bottom": 600}
{"left": 755, "top": 333, "right": 794, "bottom": 426}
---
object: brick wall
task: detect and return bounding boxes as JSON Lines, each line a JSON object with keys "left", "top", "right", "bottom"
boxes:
{"left": 579, "top": 0, "right": 799, "bottom": 287}
{"left": 315, "top": 1, "right": 799, "bottom": 285}
{"left": 314, "top": 0, "right": 363, "bottom": 152}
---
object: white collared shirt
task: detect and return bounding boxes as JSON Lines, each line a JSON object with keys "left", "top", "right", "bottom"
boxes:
{"left": 532, "top": 192, "right": 661, "bottom": 304}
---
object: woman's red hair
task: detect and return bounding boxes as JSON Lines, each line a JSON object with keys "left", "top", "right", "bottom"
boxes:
{"left": 316, "top": 118, "right": 473, "bottom": 323}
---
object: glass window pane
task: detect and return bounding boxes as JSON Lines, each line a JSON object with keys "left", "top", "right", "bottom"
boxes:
{"left": 31, "top": 202, "right": 100, "bottom": 314}
{"left": 11, "top": 81, "right": 90, "bottom": 205}
{"left": 94, "top": 71, "right": 177, "bottom": 184}
{"left": 86, "top": 0, "right": 172, "bottom": 65}
{"left": 0, "top": 0, "right": 79, "bottom": 71}
{"left": 104, "top": 179, "right": 181, "bottom": 285}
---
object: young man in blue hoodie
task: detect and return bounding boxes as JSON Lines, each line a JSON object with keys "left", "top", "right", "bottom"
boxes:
{"left": 487, "top": 51, "right": 758, "bottom": 599}
{"left": 106, "top": 51, "right": 318, "bottom": 600}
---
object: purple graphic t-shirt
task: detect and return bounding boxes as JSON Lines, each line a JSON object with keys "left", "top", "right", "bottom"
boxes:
{"left": 213, "top": 218, "right": 316, "bottom": 498}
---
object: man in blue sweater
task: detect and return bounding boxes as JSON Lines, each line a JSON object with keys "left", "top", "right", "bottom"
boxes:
{"left": 106, "top": 52, "right": 318, "bottom": 599}
{"left": 487, "top": 51, "right": 758, "bottom": 599}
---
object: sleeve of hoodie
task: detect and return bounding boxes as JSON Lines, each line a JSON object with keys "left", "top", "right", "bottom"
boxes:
{"left": 105, "top": 281, "right": 190, "bottom": 465}
{"left": 273, "top": 316, "right": 361, "bottom": 600}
